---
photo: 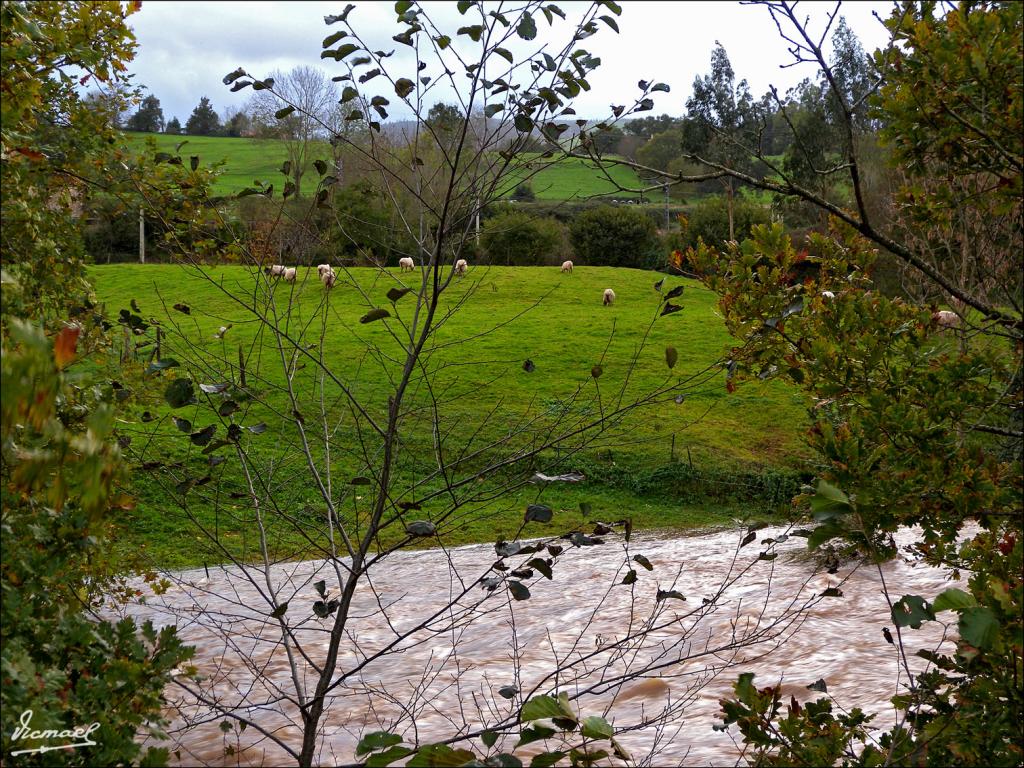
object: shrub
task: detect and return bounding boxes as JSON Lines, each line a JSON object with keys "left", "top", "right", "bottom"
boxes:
{"left": 679, "top": 195, "right": 770, "bottom": 251}
{"left": 480, "top": 209, "right": 570, "bottom": 266}
{"left": 568, "top": 204, "right": 661, "bottom": 269}
{"left": 511, "top": 182, "right": 535, "bottom": 202}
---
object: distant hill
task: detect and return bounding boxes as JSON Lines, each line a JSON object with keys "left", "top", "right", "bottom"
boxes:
{"left": 122, "top": 131, "right": 643, "bottom": 201}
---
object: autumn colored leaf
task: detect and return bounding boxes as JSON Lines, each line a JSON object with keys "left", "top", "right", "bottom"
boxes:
{"left": 54, "top": 324, "right": 81, "bottom": 368}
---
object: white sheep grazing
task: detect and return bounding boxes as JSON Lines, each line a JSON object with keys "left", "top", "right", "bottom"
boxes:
{"left": 282, "top": 267, "right": 297, "bottom": 282}
{"left": 454, "top": 258, "right": 468, "bottom": 276}
{"left": 399, "top": 257, "right": 415, "bottom": 272}
{"left": 933, "top": 309, "right": 960, "bottom": 328}
{"left": 265, "top": 264, "right": 286, "bottom": 278}
{"left": 603, "top": 288, "right": 615, "bottom": 306}
{"left": 316, "top": 264, "right": 333, "bottom": 279}
{"left": 561, "top": 260, "right": 574, "bottom": 274}
{"left": 821, "top": 290, "right": 835, "bottom": 300}
{"left": 321, "top": 270, "right": 336, "bottom": 289}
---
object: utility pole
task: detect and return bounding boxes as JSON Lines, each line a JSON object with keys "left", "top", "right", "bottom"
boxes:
{"left": 138, "top": 207, "right": 145, "bottom": 264}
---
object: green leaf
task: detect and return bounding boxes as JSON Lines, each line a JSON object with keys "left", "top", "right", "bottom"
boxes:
{"left": 270, "top": 602, "right": 288, "bottom": 618}
{"left": 498, "top": 685, "right": 518, "bottom": 699}
{"left": 341, "top": 86, "right": 358, "bottom": 103}
{"left": 581, "top": 715, "right": 613, "bottom": 740}
{"left": 527, "top": 558, "right": 553, "bottom": 579}
{"left": 322, "top": 30, "right": 348, "bottom": 48}
{"left": 810, "top": 479, "right": 852, "bottom": 521}
{"left": 406, "top": 744, "right": 475, "bottom": 767}
{"left": 481, "top": 730, "right": 498, "bottom": 748}
{"left": 405, "top": 520, "right": 436, "bottom": 537}
{"left": 516, "top": 725, "right": 556, "bottom": 748}
{"left": 514, "top": 113, "right": 534, "bottom": 133}
{"left": 394, "top": 78, "right": 415, "bottom": 98}
{"left": 525, "top": 504, "right": 553, "bottom": 523}
{"left": 356, "top": 731, "right": 403, "bottom": 757}
{"left": 222, "top": 68, "right": 246, "bottom": 85}
{"left": 650, "top": 82, "right": 670, "bottom": 92}
{"left": 521, "top": 693, "right": 575, "bottom": 723}
{"left": 366, "top": 746, "right": 414, "bottom": 767}
{"left": 529, "top": 752, "right": 566, "bottom": 768}
{"left": 387, "top": 287, "right": 413, "bottom": 302}
{"left": 598, "top": 0, "right": 622, "bottom": 15}
{"left": 508, "top": 581, "right": 531, "bottom": 600}
{"left": 656, "top": 589, "right": 685, "bottom": 601}
{"left": 457, "top": 0, "right": 474, "bottom": 14}
{"left": 665, "top": 347, "right": 677, "bottom": 369}
{"left": 621, "top": 569, "right": 637, "bottom": 585}
{"left": 360, "top": 308, "right": 391, "bottom": 324}
{"left": 164, "top": 378, "right": 194, "bottom": 408}
{"left": 435, "top": 34, "right": 451, "bottom": 49}
{"left": 494, "top": 46, "right": 513, "bottom": 64}
{"left": 275, "top": 106, "right": 296, "bottom": 120}
{"left": 322, "top": 42, "right": 360, "bottom": 61}
{"left": 394, "top": 1, "right": 413, "bottom": 13}
{"left": 933, "top": 588, "right": 977, "bottom": 612}
{"left": 189, "top": 424, "right": 216, "bottom": 446}
{"left": 145, "top": 358, "right": 179, "bottom": 376}
{"left": 598, "top": 14, "right": 618, "bottom": 32}
{"left": 172, "top": 416, "right": 192, "bottom": 433}
{"left": 632, "top": 554, "right": 653, "bottom": 571}
{"left": 959, "top": 606, "right": 999, "bottom": 649}
{"left": 516, "top": 12, "right": 537, "bottom": 40}
{"left": 485, "top": 103, "right": 505, "bottom": 118}
{"left": 891, "top": 594, "right": 935, "bottom": 629}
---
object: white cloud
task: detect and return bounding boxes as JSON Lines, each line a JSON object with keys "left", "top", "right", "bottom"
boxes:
{"left": 127, "top": 1, "right": 894, "bottom": 124}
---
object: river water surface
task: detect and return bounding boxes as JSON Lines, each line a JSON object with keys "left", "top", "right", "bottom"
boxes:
{"left": 113, "top": 525, "right": 957, "bottom": 766}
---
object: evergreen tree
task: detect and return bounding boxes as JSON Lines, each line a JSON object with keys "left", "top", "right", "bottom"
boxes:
{"left": 165, "top": 116, "right": 181, "bottom": 134}
{"left": 126, "top": 93, "right": 164, "bottom": 133}
{"left": 185, "top": 96, "right": 219, "bottom": 136}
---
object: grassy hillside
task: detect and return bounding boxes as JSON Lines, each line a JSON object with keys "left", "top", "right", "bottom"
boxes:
{"left": 123, "top": 132, "right": 645, "bottom": 201}
{"left": 91, "top": 264, "right": 811, "bottom": 567}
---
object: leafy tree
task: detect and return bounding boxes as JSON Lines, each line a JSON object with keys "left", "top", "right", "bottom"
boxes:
{"left": 81, "top": 89, "right": 127, "bottom": 129}
{"left": 671, "top": 2, "right": 1022, "bottom": 764}
{"left": 683, "top": 42, "right": 761, "bottom": 240}
{"left": 678, "top": 194, "right": 770, "bottom": 252}
{"left": 126, "top": 93, "right": 164, "bottom": 132}
{"left": 591, "top": 123, "right": 624, "bottom": 154}
{"left": 481, "top": 207, "right": 569, "bottom": 265}
{"left": 1, "top": 2, "right": 193, "bottom": 764}
{"left": 623, "top": 113, "right": 680, "bottom": 139}
{"left": 222, "top": 107, "right": 251, "bottom": 137}
{"left": 185, "top": 95, "right": 220, "bottom": 136}
{"left": 636, "top": 127, "right": 683, "bottom": 172}
{"left": 164, "top": 115, "right": 181, "bottom": 134}
{"left": 569, "top": 204, "right": 660, "bottom": 269}
{"left": 247, "top": 66, "right": 335, "bottom": 195}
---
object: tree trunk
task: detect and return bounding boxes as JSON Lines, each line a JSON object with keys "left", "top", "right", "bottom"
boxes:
{"left": 726, "top": 181, "right": 735, "bottom": 242}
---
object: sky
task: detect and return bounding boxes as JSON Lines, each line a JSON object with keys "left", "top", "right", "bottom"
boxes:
{"left": 123, "top": 1, "right": 896, "bottom": 125}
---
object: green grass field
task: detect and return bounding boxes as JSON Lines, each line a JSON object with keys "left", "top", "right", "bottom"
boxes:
{"left": 124, "top": 132, "right": 645, "bottom": 201}
{"left": 91, "top": 264, "right": 811, "bottom": 568}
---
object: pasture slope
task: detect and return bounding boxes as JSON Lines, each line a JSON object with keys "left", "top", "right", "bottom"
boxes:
{"left": 91, "top": 264, "right": 811, "bottom": 568}
{"left": 123, "top": 132, "right": 644, "bottom": 200}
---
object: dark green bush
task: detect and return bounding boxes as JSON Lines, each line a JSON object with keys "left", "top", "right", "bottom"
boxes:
{"left": 480, "top": 208, "right": 570, "bottom": 266}
{"left": 568, "top": 204, "right": 660, "bottom": 269}
{"left": 679, "top": 195, "right": 771, "bottom": 251}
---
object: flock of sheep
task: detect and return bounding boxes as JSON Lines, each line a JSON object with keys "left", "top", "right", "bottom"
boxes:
{"left": 262, "top": 258, "right": 620, "bottom": 305}
{"left": 262, "top": 262, "right": 966, "bottom": 322}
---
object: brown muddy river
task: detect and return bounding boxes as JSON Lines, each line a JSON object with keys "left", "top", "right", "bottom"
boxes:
{"left": 111, "top": 525, "right": 957, "bottom": 766}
